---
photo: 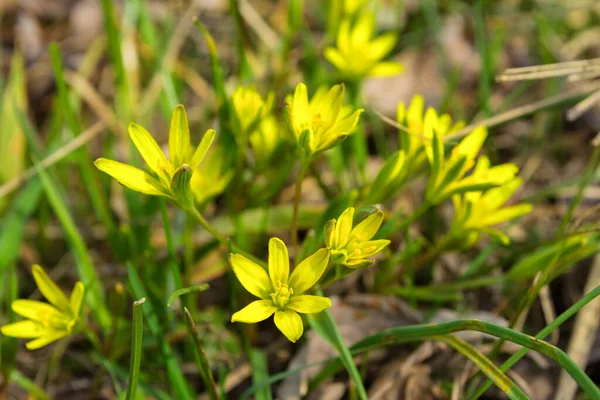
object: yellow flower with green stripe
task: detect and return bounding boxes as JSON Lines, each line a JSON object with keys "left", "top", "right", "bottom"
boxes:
{"left": 325, "top": 12, "right": 404, "bottom": 79}
{"left": 95, "top": 105, "right": 215, "bottom": 208}
{"left": 1, "top": 265, "right": 84, "bottom": 350}
{"left": 230, "top": 238, "right": 331, "bottom": 342}
{"left": 325, "top": 207, "right": 390, "bottom": 268}
{"left": 450, "top": 159, "right": 533, "bottom": 247}
{"left": 285, "top": 83, "right": 363, "bottom": 158}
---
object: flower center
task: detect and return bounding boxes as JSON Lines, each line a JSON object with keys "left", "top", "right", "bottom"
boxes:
{"left": 270, "top": 282, "right": 294, "bottom": 308}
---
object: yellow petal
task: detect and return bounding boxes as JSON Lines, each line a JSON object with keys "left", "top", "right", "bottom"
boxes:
{"left": 1, "top": 320, "right": 46, "bottom": 338}
{"left": 344, "top": 258, "right": 374, "bottom": 269}
{"left": 368, "top": 33, "right": 397, "bottom": 61}
{"left": 350, "top": 210, "right": 384, "bottom": 241}
{"left": 128, "top": 123, "right": 167, "bottom": 175}
{"left": 231, "top": 300, "right": 277, "bottom": 323}
{"left": 70, "top": 282, "right": 85, "bottom": 316}
{"left": 324, "top": 47, "right": 346, "bottom": 71}
{"left": 291, "top": 83, "right": 311, "bottom": 134}
{"left": 94, "top": 158, "right": 165, "bottom": 196}
{"left": 11, "top": 299, "right": 59, "bottom": 322}
{"left": 32, "top": 265, "right": 71, "bottom": 312}
{"left": 349, "top": 239, "right": 390, "bottom": 258}
{"left": 26, "top": 330, "right": 68, "bottom": 350}
{"left": 288, "top": 248, "right": 330, "bottom": 294}
{"left": 274, "top": 309, "right": 303, "bottom": 342}
{"left": 169, "top": 105, "right": 191, "bottom": 166}
{"left": 453, "top": 126, "right": 487, "bottom": 161}
{"left": 229, "top": 253, "right": 272, "bottom": 299}
{"left": 478, "top": 204, "right": 533, "bottom": 227}
{"left": 351, "top": 12, "right": 374, "bottom": 45}
{"left": 369, "top": 62, "right": 404, "bottom": 77}
{"left": 287, "top": 295, "right": 331, "bottom": 314}
{"left": 268, "top": 238, "right": 290, "bottom": 287}
{"left": 190, "top": 129, "right": 216, "bottom": 170}
{"left": 481, "top": 177, "right": 522, "bottom": 211}
{"left": 334, "top": 207, "right": 354, "bottom": 248}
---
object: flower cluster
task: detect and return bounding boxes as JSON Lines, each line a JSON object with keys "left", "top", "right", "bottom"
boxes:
{"left": 1, "top": 265, "right": 84, "bottom": 350}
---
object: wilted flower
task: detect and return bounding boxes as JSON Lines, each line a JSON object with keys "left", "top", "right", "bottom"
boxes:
{"left": 450, "top": 161, "right": 533, "bottom": 247}
{"left": 95, "top": 105, "right": 215, "bottom": 208}
{"left": 425, "top": 126, "right": 518, "bottom": 205}
{"left": 285, "top": 83, "right": 363, "bottom": 159}
{"left": 232, "top": 85, "right": 274, "bottom": 135}
{"left": 230, "top": 238, "right": 331, "bottom": 342}
{"left": 325, "top": 207, "right": 390, "bottom": 268}
{"left": 1, "top": 265, "right": 84, "bottom": 350}
{"left": 324, "top": 12, "right": 403, "bottom": 79}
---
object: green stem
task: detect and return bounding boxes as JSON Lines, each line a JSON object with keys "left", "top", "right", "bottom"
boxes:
{"left": 291, "top": 165, "right": 308, "bottom": 263}
{"left": 375, "top": 201, "right": 432, "bottom": 240}
{"left": 125, "top": 298, "right": 145, "bottom": 400}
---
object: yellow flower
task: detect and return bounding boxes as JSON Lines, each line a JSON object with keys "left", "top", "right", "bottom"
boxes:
{"left": 397, "top": 95, "right": 464, "bottom": 161}
{"left": 94, "top": 105, "right": 215, "bottom": 208}
{"left": 230, "top": 238, "right": 331, "bottom": 342}
{"left": 425, "top": 126, "right": 518, "bottom": 204}
{"left": 1, "top": 265, "right": 84, "bottom": 350}
{"left": 285, "top": 83, "right": 363, "bottom": 158}
{"left": 324, "top": 12, "right": 404, "bottom": 79}
{"left": 190, "top": 144, "right": 233, "bottom": 205}
{"left": 250, "top": 115, "right": 281, "bottom": 168}
{"left": 450, "top": 160, "right": 533, "bottom": 247}
{"left": 232, "top": 85, "right": 274, "bottom": 135}
{"left": 325, "top": 207, "right": 390, "bottom": 268}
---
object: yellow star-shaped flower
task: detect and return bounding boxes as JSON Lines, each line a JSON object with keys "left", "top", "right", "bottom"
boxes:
{"left": 230, "top": 238, "right": 331, "bottom": 342}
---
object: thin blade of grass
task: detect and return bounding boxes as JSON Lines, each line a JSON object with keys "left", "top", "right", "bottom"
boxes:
{"left": 9, "top": 369, "right": 49, "bottom": 400}
{"left": 438, "top": 335, "right": 528, "bottom": 399}
{"left": 125, "top": 298, "right": 146, "bottom": 400}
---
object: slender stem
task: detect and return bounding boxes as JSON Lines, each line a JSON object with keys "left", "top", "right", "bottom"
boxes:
{"left": 125, "top": 298, "right": 145, "bottom": 400}
{"left": 183, "top": 308, "right": 219, "bottom": 400}
{"left": 291, "top": 164, "right": 308, "bottom": 262}
{"left": 188, "top": 206, "right": 265, "bottom": 266}
{"left": 376, "top": 201, "right": 432, "bottom": 240}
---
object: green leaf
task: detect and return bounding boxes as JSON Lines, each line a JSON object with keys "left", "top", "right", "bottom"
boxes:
{"left": 125, "top": 298, "right": 145, "bottom": 400}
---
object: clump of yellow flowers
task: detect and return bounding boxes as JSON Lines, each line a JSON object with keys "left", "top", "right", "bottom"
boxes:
{"left": 1, "top": 265, "right": 84, "bottom": 350}
{"left": 325, "top": 12, "right": 404, "bottom": 79}
{"left": 325, "top": 207, "right": 390, "bottom": 268}
{"left": 95, "top": 105, "right": 215, "bottom": 209}
{"left": 230, "top": 238, "right": 331, "bottom": 342}
{"left": 285, "top": 83, "right": 363, "bottom": 160}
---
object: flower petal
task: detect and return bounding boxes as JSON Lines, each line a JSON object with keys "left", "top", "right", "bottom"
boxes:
{"left": 350, "top": 210, "right": 384, "bottom": 242}
{"left": 268, "top": 238, "right": 289, "bottom": 288}
{"left": 369, "top": 61, "right": 404, "bottom": 77}
{"left": 287, "top": 295, "right": 331, "bottom": 314}
{"left": 291, "top": 83, "right": 311, "bottom": 134}
{"left": 1, "top": 320, "right": 46, "bottom": 338}
{"left": 128, "top": 123, "right": 167, "bottom": 175}
{"left": 32, "top": 265, "right": 71, "bottom": 312}
{"left": 229, "top": 253, "right": 272, "bottom": 299}
{"left": 324, "top": 47, "right": 346, "bottom": 70}
{"left": 231, "top": 300, "right": 277, "bottom": 323}
{"left": 26, "top": 330, "right": 69, "bottom": 350}
{"left": 70, "top": 282, "right": 85, "bottom": 317}
{"left": 344, "top": 258, "right": 374, "bottom": 269}
{"left": 288, "top": 248, "right": 330, "bottom": 294}
{"left": 168, "top": 105, "right": 191, "bottom": 167}
{"left": 11, "top": 300, "right": 59, "bottom": 322}
{"left": 274, "top": 309, "right": 303, "bottom": 342}
{"left": 368, "top": 33, "right": 397, "bottom": 61}
{"left": 349, "top": 239, "right": 390, "bottom": 258}
{"left": 478, "top": 204, "right": 533, "bottom": 227}
{"left": 333, "top": 207, "right": 354, "bottom": 248}
{"left": 190, "top": 129, "right": 216, "bottom": 170}
{"left": 94, "top": 158, "right": 165, "bottom": 196}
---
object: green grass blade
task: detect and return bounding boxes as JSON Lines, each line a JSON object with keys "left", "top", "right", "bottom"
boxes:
{"left": 183, "top": 307, "right": 219, "bottom": 400}
{"left": 15, "top": 107, "right": 111, "bottom": 330}
{"left": 470, "top": 284, "right": 600, "bottom": 399}
{"left": 249, "top": 349, "right": 272, "bottom": 400}
{"left": 127, "top": 263, "right": 194, "bottom": 400}
{"left": 167, "top": 284, "right": 209, "bottom": 308}
{"left": 9, "top": 369, "right": 49, "bottom": 400}
{"left": 308, "top": 308, "right": 368, "bottom": 400}
{"left": 438, "top": 335, "right": 528, "bottom": 399}
{"left": 125, "top": 298, "right": 145, "bottom": 400}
